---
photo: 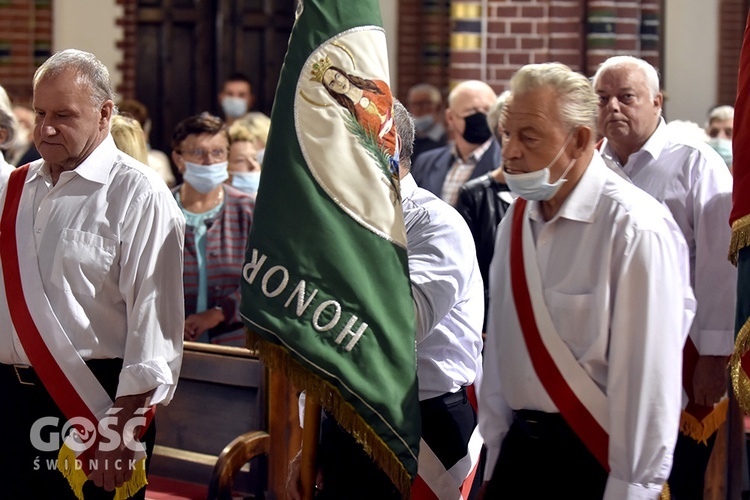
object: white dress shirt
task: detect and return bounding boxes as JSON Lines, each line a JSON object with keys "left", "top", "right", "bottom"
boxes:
{"left": 600, "top": 119, "right": 735, "bottom": 356}
{"left": 0, "top": 155, "right": 13, "bottom": 187}
{"left": 0, "top": 135, "right": 185, "bottom": 405}
{"left": 480, "top": 155, "right": 695, "bottom": 498}
{"left": 401, "top": 173, "right": 484, "bottom": 400}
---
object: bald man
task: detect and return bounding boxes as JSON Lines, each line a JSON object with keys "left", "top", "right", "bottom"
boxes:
{"left": 410, "top": 80, "right": 499, "bottom": 206}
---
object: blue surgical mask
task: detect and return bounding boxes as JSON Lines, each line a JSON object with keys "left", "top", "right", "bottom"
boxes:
{"left": 413, "top": 115, "right": 435, "bottom": 134}
{"left": 231, "top": 171, "right": 261, "bottom": 196}
{"left": 221, "top": 96, "right": 248, "bottom": 119}
{"left": 707, "top": 138, "right": 732, "bottom": 167}
{"left": 503, "top": 132, "right": 576, "bottom": 201}
{"left": 184, "top": 161, "right": 229, "bottom": 193}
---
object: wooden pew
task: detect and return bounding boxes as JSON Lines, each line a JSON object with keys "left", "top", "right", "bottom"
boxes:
{"left": 148, "top": 342, "right": 267, "bottom": 498}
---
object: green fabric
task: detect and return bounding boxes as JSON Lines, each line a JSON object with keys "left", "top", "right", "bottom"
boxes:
{"left": 239, "top": 0, "right": 419, "bottom": 489}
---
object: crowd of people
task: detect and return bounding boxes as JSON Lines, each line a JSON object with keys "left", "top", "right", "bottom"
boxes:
{"left": 0, "top": 45, "right": 740, "bottom": 500}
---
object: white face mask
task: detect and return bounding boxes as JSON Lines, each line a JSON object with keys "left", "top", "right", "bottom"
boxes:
{"left": 412, "top": 115, "right": 435, "bottom": 134}
{"left": 183, "top": 161, "right": 229, "bottom": 193}
{"left": 231, "top": 170, "right": 261, "bottom": 196}
{"left": 504, "top": 131, "right": 576, "bottom": 201}
{"left": 221, "top": 96, "right": 248, "bottom": 119}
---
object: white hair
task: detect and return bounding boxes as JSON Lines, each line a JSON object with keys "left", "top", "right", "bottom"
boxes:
{"left": 592, "top": 55, "right": 660, "bottom": 99}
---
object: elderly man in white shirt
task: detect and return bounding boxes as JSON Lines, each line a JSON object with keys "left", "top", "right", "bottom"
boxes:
{"left": 593, "top": 55, "right": 735, "bottom": 499}
{"left": 0, "top": 49, "right": 184, "bottom": 499}
{"left": 479, "top": 63, "right": 695, "bottom": 499}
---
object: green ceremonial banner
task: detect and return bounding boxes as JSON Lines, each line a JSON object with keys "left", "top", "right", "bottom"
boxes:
{"left": 239, "top": 0, "right": 420, "bottom": 493}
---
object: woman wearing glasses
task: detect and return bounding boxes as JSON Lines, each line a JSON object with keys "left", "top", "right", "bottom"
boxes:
{"left": 171, "top": 112, "right": 254, "bottom": 346}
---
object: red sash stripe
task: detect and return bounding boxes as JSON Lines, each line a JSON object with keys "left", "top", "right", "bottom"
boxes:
{"left": 0, "top": 166, "right": 99, "bottom": 471}
{"left": 509, "top": 198, "right": 610, "bottom": 472}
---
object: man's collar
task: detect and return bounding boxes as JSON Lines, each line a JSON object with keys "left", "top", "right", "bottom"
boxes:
{"left": 636, "top": 117, "right": 667, "bottom": 161}
{"left": 452, "top": 137, "right": 494, "bottom": 163}
{"left": 528, "top": 153, "right": 606, "bottom": 225}
{"left": 601, "top": 117, "right": 666, "bottom": 166}
{"left": 399, "top": 172, "right": 418, "bottom": 202}
{"left": 34, "top": 134, "right": 117, "bottom": 185}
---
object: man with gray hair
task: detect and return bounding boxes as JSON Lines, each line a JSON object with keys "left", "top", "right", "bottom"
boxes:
{"left": 594, "top": 55, "right": 735, "bottom": 499}
{"left": 0, "top": 49, "right": 185, "bottom": 498}
{"left": 411, "top": 80, "right": 499, "bottom": 206}
{"left": 479, "top": 62, "right": 694, "bottom": 498}
{"left": 0, "top": 84, "right": 17, "bottom": 185}
{"left": 406, "top": 83, "right": 448, "bottom": 160}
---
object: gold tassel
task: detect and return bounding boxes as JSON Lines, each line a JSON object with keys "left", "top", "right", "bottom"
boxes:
{"left": 728, "top": 215, "right": 750, "bottom": 265}
{"left": 57, "top": 444, "right": 148, "bottom": 500}
{"left": 113, "top": 457, "right": 148, "bottom": 500}
{"left": 246, "top": 328, "right": 413, "bottom": 499}
{"left": 679, "top": 399, "right": 728, "bottom": 444}
{"left": 58, "top": 444, "right": 87, "bottom": 500}
{"left": 731, "top": 316, "right": 750, "bottom": 414}
{"left": 660, "top": 482, "right": 671, "bottom": 500}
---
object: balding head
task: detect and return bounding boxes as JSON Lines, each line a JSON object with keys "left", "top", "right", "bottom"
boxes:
{"left": 446, "top": 80, "right": 497, "bottom": 157}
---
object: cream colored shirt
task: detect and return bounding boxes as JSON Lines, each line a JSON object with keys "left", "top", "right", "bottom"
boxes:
{"left": 0, "top": 135, "right": 186, "bottom": 405}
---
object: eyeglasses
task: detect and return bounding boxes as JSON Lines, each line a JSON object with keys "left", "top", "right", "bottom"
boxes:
{"left": 180, "top": 148, "right": 229, "bottom": 162}
{"left": 708, "top": 127, "right": 732, "bottom": 139}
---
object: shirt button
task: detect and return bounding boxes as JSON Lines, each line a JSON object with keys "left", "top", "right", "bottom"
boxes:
{"left": 35, "top": 228, "right": 41, "bottom": 233}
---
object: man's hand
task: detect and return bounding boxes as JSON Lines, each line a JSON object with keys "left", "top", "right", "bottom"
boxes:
{"left": 693, "top": 355, "right": 729, "bottom": 406}
{"left": 286, "top": 448, "right": 323, "bottom": 500}
{"left": 287, "top": 449, "right": 303, "bottom": 500}
{"left": 184, "top": 307, "right": 225, "bottom": 340}
{"left": 88, "top": 393, "right": 151, "bottom": 492}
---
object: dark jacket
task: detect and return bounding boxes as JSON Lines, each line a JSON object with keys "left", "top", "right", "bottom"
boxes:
{"left": 455, "top": 172, "right": 512, "bottom": 329}
{"left": 410, "top": 140, "right": 501, "bottom": 200}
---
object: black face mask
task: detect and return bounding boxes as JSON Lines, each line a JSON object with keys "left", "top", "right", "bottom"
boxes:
{"left": 462, "top": 111, "right": 493, "bottom": 145}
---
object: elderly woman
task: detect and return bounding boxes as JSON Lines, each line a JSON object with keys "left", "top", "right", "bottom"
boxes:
{"left": 171, "top": 112, "right": 254, "bottom": 346}
{"left": 0, "top": 86, "right": 17, "bottom": 186}
{"left": 226, "top": 121, "right": 262, "bottom": 197}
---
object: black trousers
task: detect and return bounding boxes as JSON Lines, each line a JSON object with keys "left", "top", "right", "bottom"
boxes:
{"left": 0, "top": 359, "right": 156, "bottom": 499}
{"left": 484, "top": 410, "right": 607, "bottom": 499}
{"left": 317, "top": 387, "right": 477, "bottom": 500}
{"left": 668, "top": 431, "right": 718, "bottom": 500}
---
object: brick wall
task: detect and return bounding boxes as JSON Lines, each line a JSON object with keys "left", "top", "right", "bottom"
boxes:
{"left": 397, "top": 0, "right": 452, "bottom": 101}
{"left": 0, "top": 0, "right": 53, "bottom": 105}
{"left": 115, "top": 0, "right": 137, "bottom": 100}
{"left": 397, "top": 0, "right": 664, "bottom": 97}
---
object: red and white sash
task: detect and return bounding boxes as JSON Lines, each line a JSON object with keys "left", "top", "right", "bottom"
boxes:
{"left": 509, "top": 198, "right": 610, "bottom": 471}
{"left": 411, "top": 385, "right": 483, "bottom": 499}
{"left": 0, "top": 165, "right": 150, "bottom": 500}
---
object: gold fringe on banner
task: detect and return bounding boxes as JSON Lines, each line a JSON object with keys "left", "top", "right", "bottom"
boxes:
{"left": 679, "top": 399, "right": 729, "bottom": 444}
{"left": 57, "top": 444, "right": 148, "bottom": 500}
{"left": 660, "top": 482, "right": 671, "bottom": 499}
{"left": 729, "top": 214, "right": 750, "bottom": 265}
{"left": 246, "top": 328, "right": 413, "bottom": 499}
{"left": 731, "top": 316, "right": 750, "bottom": 414}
